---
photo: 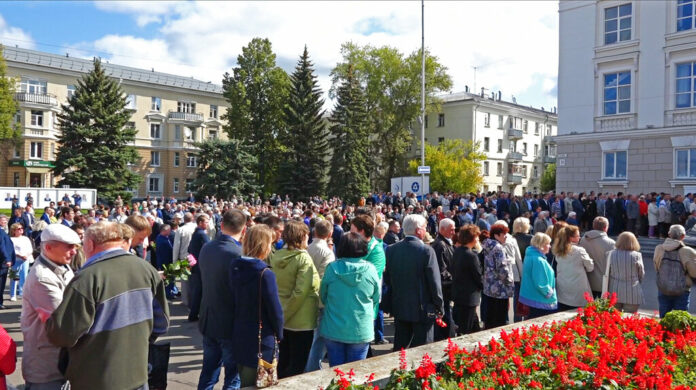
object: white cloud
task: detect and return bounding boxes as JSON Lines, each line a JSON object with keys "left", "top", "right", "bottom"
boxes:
{"left": 88, "top": 1, "right": 558, "bottom": 109}
{"left": 0, "top": 14, "right": 35, "bottom": 49}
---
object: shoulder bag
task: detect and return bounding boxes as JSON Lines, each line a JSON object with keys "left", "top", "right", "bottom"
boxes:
{"left": 256, "top": 268, "right": 279, "bottom": 388}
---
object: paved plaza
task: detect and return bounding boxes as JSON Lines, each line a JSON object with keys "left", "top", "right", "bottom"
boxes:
{"left": 2, "top": 237, "right": 695, "bottom": 389}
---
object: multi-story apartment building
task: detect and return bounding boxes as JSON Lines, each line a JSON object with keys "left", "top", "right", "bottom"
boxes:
{"left": 1, "top": 46, "right": 227, "bottom": 199}
{"left": 413, "top": 90, "right": 557, "bottom": 195}
{"left": 557, "top": 0, "right": 696, "bottom": 194}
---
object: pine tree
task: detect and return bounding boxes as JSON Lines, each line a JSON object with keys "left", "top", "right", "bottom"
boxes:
{"left": 278, "top": 46, "right": 329, "bottom": 200}
{"left": 194, "top": 139, "right": 259, "bottom": 199}
{"left": 53, "top": 59, "right": 140, "bottom": 201}
{"left": 328, "top": 65, "right": 370, "bottom": 204}
{"left": 0, "top": 45, "right": 20, "bottom": 166}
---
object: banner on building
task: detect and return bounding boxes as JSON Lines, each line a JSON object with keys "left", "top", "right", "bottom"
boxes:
{"left": 390, "top": 176, "right": 430, "bottom": 198}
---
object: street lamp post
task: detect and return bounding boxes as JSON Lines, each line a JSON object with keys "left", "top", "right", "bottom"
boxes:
{"left": 420, "top": 0, "right": 426, "bottom": 200}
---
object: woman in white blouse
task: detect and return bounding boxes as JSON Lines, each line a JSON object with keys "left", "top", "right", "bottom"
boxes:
{"left": 9, "top": 223, "right": 34, "bottom": 301}
{"left": 553, "top": 224, "right": 594, "bottom": 310}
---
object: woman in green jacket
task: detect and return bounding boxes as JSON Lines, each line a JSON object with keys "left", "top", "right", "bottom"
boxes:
{"left": 270, "top": 220, "right": 320, "bottom": 378}
{"left": 320, "top": 232, "right": 380, "bottom": 366}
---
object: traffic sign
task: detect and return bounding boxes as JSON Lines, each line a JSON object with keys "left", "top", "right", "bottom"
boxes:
{"left": 417, "top": 165, "right": 430, "bottom": 174}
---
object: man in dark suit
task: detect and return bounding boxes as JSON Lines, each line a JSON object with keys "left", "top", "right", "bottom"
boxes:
{"left": 383, "top": 220, "right": 401, "bottom": 246}
{"left": 197, "top": 209, "right": 246, "bottom": 390}
{"left": 187, "top": 214, "right": 211, "bottom": 322}
{"left": 384, "top": 214, "right": 443, "bottom": 351}
{"left": 431, "top": 218, "right": 455, "bottom": 341}
{"left": 21, "top": 206, "right": 35, "bottom": 238}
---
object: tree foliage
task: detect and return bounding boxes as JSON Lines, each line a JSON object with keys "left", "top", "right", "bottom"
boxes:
{"left": 328, "top": 65, "right": 370, "bottom": 204}
{"left": 331, "top": 43, "right": 452, "bottom": 190}
{"left": 408, "top": 139, "right": 486, "bottom": 194}
{"left": 53, "top": 59, "right": 140, "bottom": 201}
{"left": 540, "top": 163, "right": 556, "bottom": 192}
{"left": 222, "top": 37, "right": 290, "bottom": 195}
{"left": 193, "top": 139, "right": 259, "bottom": 199}
{"left": 0, "top": 45, "right": 20, "bottom": 163}
{"left": 277, "top": 46, "right": 329, "bottom": 200}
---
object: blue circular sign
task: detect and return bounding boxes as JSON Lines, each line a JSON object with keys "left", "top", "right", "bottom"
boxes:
{"left": 411, "top": 182, "right": 420, "bottom": 193}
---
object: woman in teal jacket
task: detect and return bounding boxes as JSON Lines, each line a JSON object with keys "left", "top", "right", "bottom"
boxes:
{"left": 519, "top": 232, "right": 558, "bottom": 319}
{"left": 319, "top": 232, "right": 380, "bottom": 366}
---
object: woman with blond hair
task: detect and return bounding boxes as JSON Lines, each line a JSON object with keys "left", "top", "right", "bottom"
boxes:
{"left": 553, "top": 225, "right": 594, "bottom": 310}
{"left": 9, "top": 223, "right": 32, "bottom": 301}
{"left": 229, "top": 224, "right": 284, "bottom": 387}
{"left": 520, "top": 233, "right": 557, "bottom": 319}
{"left": 606, "top": 232, "right": 644, "bottom": 313}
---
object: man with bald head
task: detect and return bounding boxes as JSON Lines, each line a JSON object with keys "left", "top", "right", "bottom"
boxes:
{"left": 431, "top": 218, "right": 456, "bottom": 340}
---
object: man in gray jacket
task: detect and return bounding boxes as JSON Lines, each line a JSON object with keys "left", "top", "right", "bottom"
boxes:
{"left": 626, "top": 195, "right": 640, "bottom": 234}
{"left": 578, "top": 217, "right": 615, "bottom": 298}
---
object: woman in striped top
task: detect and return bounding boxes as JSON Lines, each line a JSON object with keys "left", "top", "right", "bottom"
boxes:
{"left": 606, "top": 232, "right": 645, "bottom": 313}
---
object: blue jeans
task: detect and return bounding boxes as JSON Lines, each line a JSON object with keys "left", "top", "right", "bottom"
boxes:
{"left": 374, "top": 310, "right": 385, "bottom": 341}
{"left": 324, "top": 339, "right": 369, "bottom": 367}
{"left": 658, "top": 292, "right": 691, "bottom": 318}
{"left": 304, "top": 328, "right": 326, "bottom": 372}
{"left": 197, "top": 336, "right": 240, "bottom": 390}
{"left": 10, "top": 259, "right": 29, "bottom": 297}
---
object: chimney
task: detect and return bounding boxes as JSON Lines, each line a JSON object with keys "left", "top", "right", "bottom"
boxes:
{"left": 498, "top": 91, "right": 502, "bottom": 101}
{"left": 480, "top": 87, "right": 485, "bottom": 97}
{"left": 465, "top": 85, "right": 469, "bottom": 93}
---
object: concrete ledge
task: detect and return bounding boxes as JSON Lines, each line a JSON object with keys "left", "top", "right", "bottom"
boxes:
{"left": 257, "top": 311, "right": 578, "bottom": 389}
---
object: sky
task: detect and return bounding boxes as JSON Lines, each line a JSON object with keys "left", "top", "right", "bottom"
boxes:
{"left": 0, "top": 1, "right": 559, "bottom": 111}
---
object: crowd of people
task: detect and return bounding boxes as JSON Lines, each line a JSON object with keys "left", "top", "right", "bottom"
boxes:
{"left": 0, "top": 188, "right": 695, "bottom": 389}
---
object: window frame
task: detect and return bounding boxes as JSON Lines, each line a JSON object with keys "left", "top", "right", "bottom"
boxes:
{"left": 209, "top": 105, "right": 218, "bottom": 119}
{"left": 125, "top": 94, "right": 137, "bottom": 109}
{"left": 483, "top": 161, "right": 489, "bottom": 176}
{"left": 437, "top": 113, "right": 445, "bottom": 127}
{"left": 150, "top": 123, "right": 162, "bottom": 139}
{"left": 30, "top": 142, "right": 43, "bottom": 159}
{"left": 677, "top": 0, "right": 694, "bottom": 32}
{"left": 602, "top": 150, "right": 628, "bottom": 179}
{"left": 173, "top": 178, "right": 180, "bottom": 193}
{"left": 484, "top": 113, "right": 490, "bottom": 128}
{"left": 186, "top": 154, "right": 197, "bottom": 168}
{"left": 174, "top": 152, "right": 180, "bottom": 167}
{"left": 675, "top": 61, "right": 696, "bottom": 109}
{"left": 675, "top": 147, "right": 696, "bottom": 178}
{"left": 604, "top": 3, "right": 633, "bottom": 45}
{"left": 150, "top": 151, "right": 161, "bottom": 167}
{"left": 603, "top": 71, "right": 632, "bottom": 115}
{"left": 30, "top": 110, "right": 44, "bottom": 127}
{"left": 496, "top": 162, "right": 503, "bottom": 176}
{"left": 148, "top": 176, "right": 161, "bottom": 193}
{"left": 483, "top": 137, "right": 490, "bottom": 152}
{"left": 67, "top": 85, "right": 76, "bottom": 100}
{"left": 151, "top": 96, "right": 162, "bottom": 112}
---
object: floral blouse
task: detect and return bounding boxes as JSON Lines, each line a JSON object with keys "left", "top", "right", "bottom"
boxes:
{"left": 482, "top": 238, "right": 514, "bottom": 299}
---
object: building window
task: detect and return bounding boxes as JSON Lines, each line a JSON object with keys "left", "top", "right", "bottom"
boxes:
{"left": 498, "top": 115, "right": 504, "bottom": 129}
{"left": 13, "top": 172, "right": 19, "bottom": 187}
{"left": 150, "top": 123, "right": 161, "bottom": 139}
{"left": 676, "top": 148, "right": 696, "bottom": 178}
{"left": 437, "top": 113, "right": 445, "bottom": 127}
{"left": 174, "top": 152, "right": 180, "bottom": 167}
{"left": 510, "top": 117, "right": 523, "bottom": 130}
{"left": 12, "top": 148, "right": 20, "bottom": 158}
{"left": 148, "top": 176, "right": 161, "bottom": 193}
{"left": 676, "top": 62, "right": 696, "bottom": 108}
{"left": 603, "top": 150, "right": 627, "bottom": 179}
{"left": 173, "top": 178, "right": 180, "bottom": 193}
{"left": 20, "top": 78, "right": 47, "bottom": 94}
{"left": 177, "top": 101, "right": 196, "bottom": 114}
{"left": 438, "top": 137, "right": 445, "bottom": 144}
{"left": 534, "top": 144, "right": 539, "bottom": 157}
{"left": 30, "top": 142, "right": 42, "bottom": 159}
{"left": 127, "top": 121, "right": 135, "bottom": 130}
{"left": 484, "top": 137, "right": 490, "bottom": 152}
{"left": 187, "top": 154, "right": 197, "bottom": 168}
{"left": 209, "top": 129, "right": 218, "bottom": 140}
{"left": 497, "top": 162, "right": 503, "bottom": 176}
{"left": 185, "top": 178, "right": 195, "bottom": 192}
{"left": 50, "top": 143, "right": 55, "bottom": 159}
{"left": 604, "top": 71, "right": 631, "bottom": 115}
{"left": 125, "top": 94, "right": 136, "bottom": 110}
{"left": 533, "top": 166, "right": 539, "bottom": 178}
{"left": 67, "top": 85, "right": 76, "bottom": 99}
{"left": 497, "top": 139, "right": 503, "bottom": 153}
{"left": 523, "top": 120, "right": 528, "bottom": 133}
{"left": 523, "top": 165, "right": 528, "bottom": 178}
{"left": 30, "top": 110, "right": 43, "bottom": 127}
{"left": 534, "top": 123, "right": 540, "bottom": 135}
{"left": 209, "top": 105, "right": 218, "bottom": 118}
{"left": 604, "top": 3, "right": 632, "bottom": 45}
{"left": 523, "top": 142, "right": 528, "bottom": 155}
{"left": 510, "top": 141, "right": 517, "bottom": 152}
{"left": 185, "top": 126, "right": 194, "bottom": 141}
{"left": 547, "top": 125, "right": 553, "bottom": 135}
{"left": 483, "top": 161, "right": 489, "bottom": 176}
{"left": 677, "top": 0, "right": 694, "bottom": 32}
{"left": 150, "top": 151, "right": 160, "bottom": 167}
{"left": 484, "top": 113, "right": 490, "bottom": 127}
{"left": 151, "top": 96, "right": 161, "bottom": 111}
{"left": 13, "top": 110, "right": 20, "bottom": 124}
{"left": 174, "top": 125, "right": 182, "bottom": 140}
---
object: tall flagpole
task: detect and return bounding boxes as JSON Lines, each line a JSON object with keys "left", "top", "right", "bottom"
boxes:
{"left": 420, "top": 0, "right": 426, "bottom": 199}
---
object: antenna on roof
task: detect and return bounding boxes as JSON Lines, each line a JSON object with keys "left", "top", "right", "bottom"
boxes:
{"left": 66, "top": 53, "right": 69, "bottom": 58}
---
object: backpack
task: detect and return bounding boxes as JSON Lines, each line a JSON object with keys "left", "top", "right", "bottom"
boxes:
{"left": 657, "top": 244, "right": 688, "bottom": 296}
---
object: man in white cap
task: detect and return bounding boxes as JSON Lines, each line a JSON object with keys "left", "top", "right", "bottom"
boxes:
{"left": 21, "top": 224, "right": 80, "bottom": 389}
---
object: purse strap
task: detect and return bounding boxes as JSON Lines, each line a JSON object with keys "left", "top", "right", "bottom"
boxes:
{"left": 257, "top": 268, "right": 276, "bottom": 359}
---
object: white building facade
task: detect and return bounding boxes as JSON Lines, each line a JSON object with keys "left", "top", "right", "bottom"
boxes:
{"left": 557, "top": 0, "right": 696, "bottom": 194}
{"left": 414, "top": 90, "right": 557, "bottom": 195}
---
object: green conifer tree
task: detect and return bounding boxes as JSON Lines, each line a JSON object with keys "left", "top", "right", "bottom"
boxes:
{"left": 193, "top": 139, "right": 259, "bottom": 199}
{"left": 278, "top": 46, "right": 329, "bottom": 200}
{"left": 328, "top": 65, "right": 370, "bottom": 204}
{"left": 53, "top": 59, "right": 140, "bottom": 201}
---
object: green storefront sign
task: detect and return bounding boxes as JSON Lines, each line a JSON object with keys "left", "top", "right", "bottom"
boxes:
{"left": 9, "top": 160, "right": 55, "bottom": 168}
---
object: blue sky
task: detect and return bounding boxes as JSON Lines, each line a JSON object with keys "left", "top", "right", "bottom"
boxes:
{"left": 0, "top": 1, "right": 559, "bottom": 111}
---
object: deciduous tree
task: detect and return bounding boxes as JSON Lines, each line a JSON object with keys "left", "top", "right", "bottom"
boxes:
{"left": 0, "top": 45, "right": 20, "bottom": 168}
{"left": 540, "top": 163, "right": 556, "bottom": 192}
{"left": 408, "top": 139, "right": 486, "bottom": 194}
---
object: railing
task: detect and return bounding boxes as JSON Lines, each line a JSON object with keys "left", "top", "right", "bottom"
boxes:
{"left": 507, "top": 128, "right": 523, "bottom": 139}
{"left": 15, "top": 92, "right": 58, "bottom": 106}
{"left": 168, "top": 111, "right": 204, "bottom": 122}
{"left": 594, "top": 113, "right": 636, "bottom": 132}
{"left": 666, "top": 108, "right": 696, "bottom": 127}
{"left": 507, "top": 173, "right": 523, "bottom": 185}
{"left": 507, "top": 151, "right": 524, "bottom": 161}
{"left": 543, "top": 155, "right": 557, "bottom": 164}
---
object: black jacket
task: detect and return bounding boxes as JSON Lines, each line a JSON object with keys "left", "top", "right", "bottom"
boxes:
{"left": 451, "top": 247, "right": 483, "bottom": 307}
{"left": 198, "top": 235, "right": 242, "bottom": 339}
{"left": 384, "top": 237, "right": 443, "bottom": 323}
{"left": 383, "top": 231, "right": 400, "bottom": 246}
{"left": 431, "top": 234, "right": 454, "bottom": 300}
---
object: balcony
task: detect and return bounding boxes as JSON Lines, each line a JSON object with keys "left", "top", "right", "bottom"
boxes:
{"left": 507, "top": 128, "right": 523, "bottom": 139}
{"left": 594, "top": 113, "right": 636, "bottom": 132}
{"left": 507, "top": 173, "right": 523, "bottom": 185}
{"left": 15, "top": 92, "right": 58, "bottom": 107}
{"left": 666, "top": 108, "right": 696, "bottom": 127}
{"left": 168, "top": 111, "right": 204, "bottom": 123}
{"left": 507, "top": 151, "right": 524, "bottom": 161}
{"left": 543, "top": 155, "right": 557, "bottom": 164}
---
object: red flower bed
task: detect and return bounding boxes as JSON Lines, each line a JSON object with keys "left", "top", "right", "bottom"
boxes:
{"left": 325, "top": 294, "right": 696, "bottom": 389}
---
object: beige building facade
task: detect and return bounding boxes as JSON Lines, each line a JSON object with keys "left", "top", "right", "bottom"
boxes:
{"left": 415, "top": 90, "right": 558, "bottom": 195}
{"left": 2, "top": 46, "right": 227, "bottom": 199}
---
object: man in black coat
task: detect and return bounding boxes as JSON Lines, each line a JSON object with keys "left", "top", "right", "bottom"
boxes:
{"left": 384, "top": 214, "right": 443, "bottom": 351}
{"left": 197, "top": 209, "right": 246, "bottom": 389}
{"left": 383, "top": 220, "right": 401, "bottom": 246}
{"left": 430, "top": 218, "right": 456, "bottom": 340}
{"left": 187, "top": 214, "right": 211, "bottom": 322}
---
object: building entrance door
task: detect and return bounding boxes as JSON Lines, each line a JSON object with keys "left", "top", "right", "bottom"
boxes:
{"left": 29, "top": 173, "right": 42, "bottom": 188}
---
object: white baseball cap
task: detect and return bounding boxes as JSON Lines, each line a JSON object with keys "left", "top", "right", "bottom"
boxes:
{"left": 41, "top": 224, "right": 81, "bottom": 245}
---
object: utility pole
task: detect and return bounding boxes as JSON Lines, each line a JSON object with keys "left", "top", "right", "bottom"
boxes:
{"left": 420, "top": 0, "right": 426, "bottom": 200}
